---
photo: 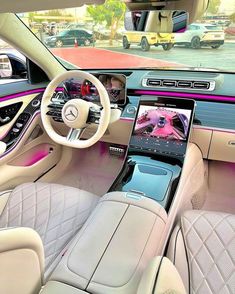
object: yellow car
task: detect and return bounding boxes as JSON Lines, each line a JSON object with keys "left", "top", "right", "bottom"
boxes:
{"left": 123, "top": 31, "right": 174, "bottom": 51}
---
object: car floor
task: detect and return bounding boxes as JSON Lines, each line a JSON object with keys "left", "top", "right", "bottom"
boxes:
{"left": 202, "top": 161, "right": 235, "bottom": 214}
{"left": 51, "top": 142, "right": 126, "bottom": 197}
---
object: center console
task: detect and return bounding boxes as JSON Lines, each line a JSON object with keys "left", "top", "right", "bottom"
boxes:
{"left": 110, "top": 96, "right": 195, "bottom": 210}
{"left": 49, "top": 192, "right": 167, "bottom": 294}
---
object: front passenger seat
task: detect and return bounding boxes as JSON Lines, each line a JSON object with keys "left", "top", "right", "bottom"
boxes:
{"left": 168, "top": 210, "right": 234, "bottom": 294}
{"left": 138, "top": 210, "right": 235, "bottom": 294}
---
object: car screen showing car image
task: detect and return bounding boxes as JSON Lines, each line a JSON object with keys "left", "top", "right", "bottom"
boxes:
{"left": 65, "top": 73, "right": 126, "bottom": 105}
{"left": 134, "top": 105, "right": 191, "bottom": 141}
{"left": 130, "top": 98, "right": 195, "bottom": 157}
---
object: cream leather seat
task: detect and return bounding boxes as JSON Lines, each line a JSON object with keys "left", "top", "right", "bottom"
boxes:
{"left": 168, "top": 210, "right": 235, "bottom": 294}
{"left": 152, "top": 210, "right": 235, "bottom": 294}
{"left": 138, "top": 210, "right": 235, "bottom": 294}
{"left": 0, "top": 182, "right": 99, "bottom": 275}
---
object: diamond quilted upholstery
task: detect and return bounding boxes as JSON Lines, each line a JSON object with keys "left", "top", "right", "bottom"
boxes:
{"left": 181, "top": 210, "right": 235, "bottom": 294}
{"left": 0, "top": 182, "right": 99, "bottom": 271}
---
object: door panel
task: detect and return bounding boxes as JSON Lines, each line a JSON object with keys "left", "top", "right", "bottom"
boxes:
{"left": 0, "top": 88, "right": 62, "bottom": 191}
{"left": 0, "top": 94, "right": 37, "bottom": 140}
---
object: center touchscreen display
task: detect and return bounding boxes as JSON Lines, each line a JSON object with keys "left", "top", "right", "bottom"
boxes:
{"left": 130, "top": 97, "right": 195, "bottom": 157}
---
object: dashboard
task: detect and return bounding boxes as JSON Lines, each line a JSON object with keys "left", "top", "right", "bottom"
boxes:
{"left": 1, "top": 68, "right": 235, "bottom": 163}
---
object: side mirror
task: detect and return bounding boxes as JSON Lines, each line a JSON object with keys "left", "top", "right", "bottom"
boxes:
{"left": 0, "top": 55, "right": 12, "bottom": 78}
{"left": 125, "top": 10, "right": 188, "bottom": 33}
{"left": 0, "top": 53, "right": 27, "bottom": 79}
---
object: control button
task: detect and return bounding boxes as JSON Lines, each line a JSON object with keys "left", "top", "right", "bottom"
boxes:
{"left": 16, "top": 123, "right": 23, "bottom": 128}
{"left": 32, "top": 100, "right": 40, "bottom": 107}
{"left": 12, "top": 128, "right": 20, "bottom": 133}
{"left": 126, "top": 106, "right": 137, "bottom": 115}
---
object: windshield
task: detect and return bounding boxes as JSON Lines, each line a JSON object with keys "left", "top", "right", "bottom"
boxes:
{"left": 16, "top": 0, "right": 235, "bottom": 72}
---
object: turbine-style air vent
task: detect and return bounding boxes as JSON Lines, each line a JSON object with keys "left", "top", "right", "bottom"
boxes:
{"left": 142, "top": 78, "right": 216, "bottom": 91}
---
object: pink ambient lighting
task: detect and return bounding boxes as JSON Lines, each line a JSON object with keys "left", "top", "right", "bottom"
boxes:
{"left": 0, "top": 87, "right": 64, "bottom": 102}
{"left": 134, "top": 90, "right": 235, "bottom": 103}
{"left": 23, "top": 150, "right": 49, "bottom": 167}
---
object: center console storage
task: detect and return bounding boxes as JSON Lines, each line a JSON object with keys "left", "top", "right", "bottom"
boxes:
{"left": 50, "top": 192, "right": 167, "bottom": 294}
{"left": 110, "top": 155, "right": 181, "bottom": 209}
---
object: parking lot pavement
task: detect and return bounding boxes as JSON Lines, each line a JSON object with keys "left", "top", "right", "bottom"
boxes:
{"left": 52, "top": 47, "right": 181, "bottom": 69}
{"left": 109, "top": 42, "right": 235, "bottom": 71}
{"left": 1, "top": 40, "right": 235, "bottom": 71}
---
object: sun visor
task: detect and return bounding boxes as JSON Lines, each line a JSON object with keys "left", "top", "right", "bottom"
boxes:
{"left": 0, "top": 0, "right": 105, "bottom": 13}
{"left": 124, "top": 0, "right": 209, "bottom": 23}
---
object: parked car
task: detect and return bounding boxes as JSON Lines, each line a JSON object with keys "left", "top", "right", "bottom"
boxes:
{"left": 122, "top": 31, "right": 174, "bottom": 51}
{"left": 175, "top": 23, "right": 225, "bottom": 49}
{"left": 225, "top": 24, "right": 235, "bottom": 36}
{"left": 45, "top": 29, "right": 95, "bottom": 47}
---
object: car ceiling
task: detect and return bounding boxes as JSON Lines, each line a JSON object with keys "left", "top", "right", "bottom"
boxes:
{"left": 0, "top": 0, "right": 105, "bottom": 13}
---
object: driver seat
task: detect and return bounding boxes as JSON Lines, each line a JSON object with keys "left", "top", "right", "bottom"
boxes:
{"left": 0, "top": 182, "right": 99, "bottom": 276}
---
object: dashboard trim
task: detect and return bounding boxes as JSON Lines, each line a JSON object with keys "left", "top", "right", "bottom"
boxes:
{"left": 193, "top": 125, "right": 235, "bottom": 135}
{"left": 0, "top": 87, "right": 64, "bottom": 103}
{"left": 134, "top": 90, "right": 235, "bottom": 103}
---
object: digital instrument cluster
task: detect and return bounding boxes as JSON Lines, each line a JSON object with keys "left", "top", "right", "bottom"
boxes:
{"left": 65, "top": 73, "right": 126, "bottom": 105}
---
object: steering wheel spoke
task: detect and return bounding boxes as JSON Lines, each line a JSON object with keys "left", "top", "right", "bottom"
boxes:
{"left": 87, "top": 106, "right": 102, "bottom": 124}
{"left": 67, "top": 128, "right": 85, "bottom": 142}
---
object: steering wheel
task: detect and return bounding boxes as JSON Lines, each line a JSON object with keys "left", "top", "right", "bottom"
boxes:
{"left": 41, "top": 70, "right": 111, "bottom": 148}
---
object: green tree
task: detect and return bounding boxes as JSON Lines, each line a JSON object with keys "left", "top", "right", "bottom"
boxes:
{"left": 87, "top": 0, "right": 126, "bottom": 45}
{"left": 207, "top": 0, "right": 221, "bottom": 14}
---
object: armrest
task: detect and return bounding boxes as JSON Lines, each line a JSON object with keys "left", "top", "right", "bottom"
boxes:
{"left": 137, "top": 256, "right": 186, "bottom": 294}
{"left": 51, "top": 192, "right": 167, "bottom": 294}
{"left": 0, "top": 227, "right": 44, "bottom": 294}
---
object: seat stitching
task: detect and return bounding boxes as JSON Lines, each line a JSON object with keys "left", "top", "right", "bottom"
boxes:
{"left": 182, "top": 212, "right": 235, "bottom": 294}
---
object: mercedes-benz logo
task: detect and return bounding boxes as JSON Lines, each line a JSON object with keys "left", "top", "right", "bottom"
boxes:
{"left": 64, "top": 106, "right": 78, "bottom": 121}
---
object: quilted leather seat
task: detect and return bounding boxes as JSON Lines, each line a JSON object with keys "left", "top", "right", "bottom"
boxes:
{"left": 0, "top": 182, "right": 99, "bottom": 275}
{"left": 167, "top": 210, "right": 235, "bottom": 294}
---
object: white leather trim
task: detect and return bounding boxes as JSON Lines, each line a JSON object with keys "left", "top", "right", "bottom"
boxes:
{"left": 0, "top": 141, "right": 6, "bottom": 156}
{"left": 0, "top": 227, "right": 44, "bottom": 294}
{"left": 159, "top": 143, "right": 205, "bottom": 253}
{"left": 137, "top": 256, "right": 187, "bottom": 294}
{"left": 181, "top": 210, "right": 235, "bottom": 294}
{"left": 0, "top": 190, "right": 11, "bottom": 216}
{"left": 51, "top": 192, "right": 167, "bottom": 294}
{"left": 168, "top": 210, "right": 235, "bottom": 294}
{"left": 167, "top": 225, "right": 190, "bottom": 293}
{"left": 41, "top": 281, "right": 87, "bottom": 294}
{"left": 0, "top": 183, "right": 99, "bottom": 273}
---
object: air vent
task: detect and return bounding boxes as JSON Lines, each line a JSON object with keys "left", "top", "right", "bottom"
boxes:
{"left": 146, "top": 79, "right": 161, "bottom": 87}
{"left": 162, "top": 80, "right": 177, "bottom": 87}
{"left": 193, "top": 81, "right": 210, "bottom": 90}
{"left": 142, "top": 78, "right": 215, "bottom": 91}
{"left": 177, "top": 81, "right": 193, "bottom": 88}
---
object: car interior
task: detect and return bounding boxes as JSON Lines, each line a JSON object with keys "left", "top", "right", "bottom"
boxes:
{"left": 0, "top": 0, "right": 234, "bottom": 294}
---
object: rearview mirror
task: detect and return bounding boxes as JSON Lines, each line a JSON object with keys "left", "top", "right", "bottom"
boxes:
{"left": 125, "top": 10, "right": 188, "bottom": 33}
{"left": 0, "top": 55, "right": 12, "bottom": 78}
